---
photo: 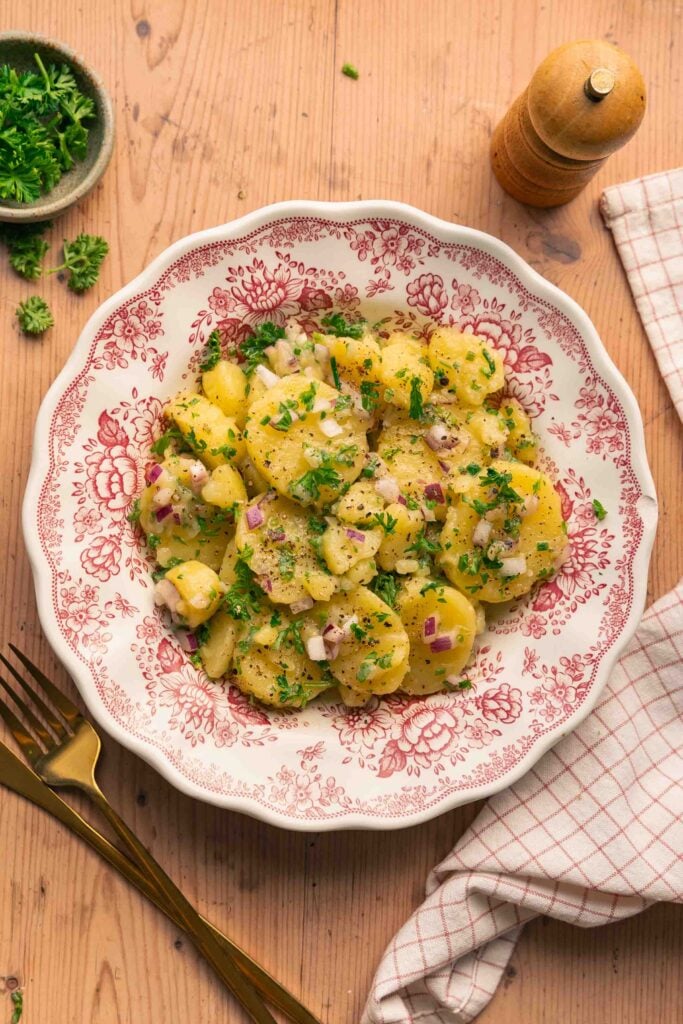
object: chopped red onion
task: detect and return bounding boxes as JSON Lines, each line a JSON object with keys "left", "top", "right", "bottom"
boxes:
{"left": 397, "top": 494, "right": 407, "bottom": 506}
{"left": 422, "top": 615, "right": 439, "bottom": 640}
{"left": 424, "top": 482, "right": 445, "bottom": 503}
{"left": 472, "top": 519, "right": 493, "bottom": 548}
{"left": 499, "top": 555, "right": 527, "bottom": 577}
{"left": 521, "top": 494, "right": 540, "bottom": 518}
{"left": 306, "top": 635, "right": 328, "bottom": 661}
{"left": 246, "top": 504, "right": 265, "bottom": 529}
{"left": 254, "top": 364, "right": 280, "bottom": 388}
{"left": 147, "top": 463, "right": 163, "bottom": 484}
{"left": 189, "top": 461, "right": 209, "bottom": 488}
{"left": 291, "top": 595, "right": 315, "bottom": 614}
{"left": 259, "top": 575, "right": 273, "bottom": 593}
{"left": 438, "top": 460, "right": 450, "bottom": 475}
{"left": 155, "top": 504, "right": 173, "bottom": 522}
{"left": 177, "top": 630, "right": 199, "bottom": 653}
{"left": 172, "top": 511, "right": 182, "bottom": 524}
{"left": 430, "top": 634, "right": 454, "bottom": 653}
{"left": 323, "top": 623, "right": 345, "bottom": 644}
{"left": 154, "top": 578, "right": 180, "bottom": 613}
{"left": 320, "top": 418, "right": 343, "bottom": 438}
{"left": 345, "top": 528, "right": 366, "bottom": 544}
{"left": 267, "top": 528, "right": 286, "bottom": 543}
{"left": 375, "top": 475, "right": 400, "bottom": 503}
{"left": 424, "top": 424, "right": 455, "bottom": 451}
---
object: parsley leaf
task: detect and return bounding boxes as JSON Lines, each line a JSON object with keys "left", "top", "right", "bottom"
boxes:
{"left": 0, "top": 220, "right": 51, "bottom": 279}
{"left": 320, "top": 312, "right": 366, "bottom": 338}
{"left": 49, "top": 233, "right": 109, "bottom": 291}
{"left": 360, "top": 379, "right": 380, "bottom": 412}
{"left": 357, "top": 651, "right": 392, "bottom": 682}
{"left": 592, "top": 498, "right": 607, "bottom": 521}
{"left": 273, "top": 619, "right": 305, "bottom": 654}
{"left": 369, "top": 571, "right": 399, "bottom": 609}
{"left": 341, "top": 63, "right": 359, "bottom": 80}
{"left": 408, "top": 376, "right": 425, "bottom": 420}
{"left": 199, "top": 329, "right": 222, "bottom": 371}
{"left": 372, "top": 511, "right": 398, "bottom": 535}
{"left": 239, "top": 321, "right": 286, "bottom": 375}
{"left": 290, "top": 464, "right": 341, "bottom": 502}
{"left": 10, "top": 990, "right": 23, "bottom": 1024}
{"left": 16, "top": 295, "right": 53, "bottom": 334}
{"left": 223, "top": 558, "right": 265, "bottom": 619}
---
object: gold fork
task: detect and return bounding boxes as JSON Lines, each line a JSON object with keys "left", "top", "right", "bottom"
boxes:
{"left": 0, "top": 644, "right": 278, "bottom": 1024}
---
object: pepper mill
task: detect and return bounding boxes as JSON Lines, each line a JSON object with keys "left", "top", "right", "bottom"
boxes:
{"left": 490, "top": 40, "right": 646, "bottom": 207}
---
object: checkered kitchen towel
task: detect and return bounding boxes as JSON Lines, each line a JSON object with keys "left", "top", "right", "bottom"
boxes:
{"left": 363, "top": 171, "right": 683, "bottom": 1024}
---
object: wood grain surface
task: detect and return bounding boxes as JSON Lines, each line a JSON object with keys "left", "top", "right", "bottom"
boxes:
{"left": 0, "top": 1, "right": 681, "bottom": 1022}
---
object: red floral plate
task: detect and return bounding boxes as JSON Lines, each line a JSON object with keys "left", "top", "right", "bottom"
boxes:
{"left": 23, "top": 201, "right": 657, "bottom": 830}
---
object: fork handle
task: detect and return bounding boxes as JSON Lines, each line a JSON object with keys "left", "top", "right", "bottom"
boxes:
{"left": 87, "top": 784, "right": 278, "bottom": 1024}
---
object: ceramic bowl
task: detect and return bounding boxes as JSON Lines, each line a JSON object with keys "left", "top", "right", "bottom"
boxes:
{"left": 23, "top": 200, "right": 657, "bottom": 830}
{"left": 0, "top": 31, "right": 114, "bottom": 223}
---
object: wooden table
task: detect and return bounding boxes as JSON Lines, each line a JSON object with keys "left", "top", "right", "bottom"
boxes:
{"left": 1, "top": 2, "right": 681, "bottom": 1021}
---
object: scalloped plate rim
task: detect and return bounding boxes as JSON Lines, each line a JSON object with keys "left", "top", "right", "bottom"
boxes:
{"left": 22, "top": 199, "right": 658, "bottom": 831}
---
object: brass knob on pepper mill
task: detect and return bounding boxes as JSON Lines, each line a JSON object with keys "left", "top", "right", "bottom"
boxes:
{"left": 491, "top": 39, "right": 646, "bottom": 207}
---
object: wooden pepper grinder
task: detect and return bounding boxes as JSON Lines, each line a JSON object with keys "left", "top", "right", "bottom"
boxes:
{"left": 491, "top": 40, "right": 646, "bottom": 207}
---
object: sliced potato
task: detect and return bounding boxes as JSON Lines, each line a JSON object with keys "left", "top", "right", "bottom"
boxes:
{"left": 166, "top": 391, "right": 245, "bottom": 468}
{"left": 321, "top": 585, "right": 410, "bottom": 694}
{"left": 232, "top": 611, "right": 332, "bottom": 707}
{"left": 244, "top": 375, "right": 368, "bottom": 507}
{"left": 321, "top": 522, "right": 382, "bottom": 575}
{"left": 438, "top": 460, "right": 567, "bottom": 602}
{"left": 234, "top": 493, "right": 336, "bottom": 604}
{"left": 165, "top": 561, "right": 225, "bottom": 629}
{"left": 500, "top": 398, "right": 538, "bottom": 465}
{"left": 201, "top": 464, "right": 248, "bottom": 509}
{"left": 319, "top": 331, "right": 383, "bottom": 390}
{"left": 333, "top": 479, "right": 385, "bottom": 525}
{"left": 202, "top": 361, "right": 248, "bottom": 426}
{"left": 397, "top": 577, "right": 476, "bottom": 694}
{"left": 198, "top": 608, "right": 238, "bottom": 678}
{"left": 376, "top": 502, "right": 424, "bottom": 571}
{"left": 379, "top": 335, "right": 434, "bottom": 410}
{"left": 428, "top": 328, "right": 504, "bottom": 406}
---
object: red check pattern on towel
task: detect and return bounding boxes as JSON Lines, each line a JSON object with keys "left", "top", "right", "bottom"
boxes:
{"left": 600, "top": 168, "right": 683, "bottom": 419}
{"left": 363, "top": 172, "right": 683, "bottom": 1024}
{"left": 363, "top": 585, "right": 683, "bottom": 1024}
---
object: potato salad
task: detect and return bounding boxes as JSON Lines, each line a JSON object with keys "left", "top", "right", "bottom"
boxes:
{"left": 131, "top": 315, "right": 568, "bottom": 709}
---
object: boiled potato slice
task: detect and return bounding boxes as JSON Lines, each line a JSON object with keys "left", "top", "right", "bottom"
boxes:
{"left": 397, "top": 577, "right": 476, "bottom": 694}
{"left": 376, "top": 502, "right": 424, "bottom": 571}
{"left": 333, "top": 479, "right": 385, "bottom": 526}
{"left": 379, "top": 335, "right": 434, "bottom": 410}
{"left": 321, "top": 522, "right": 382, "bottom": 575}
{"left": 202, "top": 361, "right": 248, "bottom": 426}
{"left": 428, "top": 328, "right": 504, "bottom": 406}
{"left": 166, "top": 391, "right": 245, "bottom": 468}
{"left": 138, "top": 472, "right": 232, "bottom": 572}
{"left": 234, "top": 493, "right": 336, "bottom": 604}
{"left": 321, "top": 586, "right": 410, "bottom": 694}
{"left": 232, "top": 611, "right": 332, "bottom": 707}
{"left": 318, "top": 331, "right": 383, "bottom": 390}
{"left": 198, "top": 608, "right": 238, "bottom": 678}
{"left": 377, "top": 420, "right": 449, "bottom": 521}
{"left": 245, "top": 375, "right": 368, "bottom": 507}
{"left": 341, "top": 557, "right": 377, "bottom": 587}
{"left": 438, "top": 460, "right": 567, "bottom": 603}
{"left": 201, "top": 464, "right": 248, "bottom": 509}
{"left": 164, "top": 561, "right": 225, "bottom": 629}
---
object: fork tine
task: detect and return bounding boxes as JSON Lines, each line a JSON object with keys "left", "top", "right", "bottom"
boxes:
{"left": 0, "top": 676, "right": 46, "bottom": 764}
{"left": 0, "top": 671, "right": 55, "bottom": 750}
{"left": 0, "top": 653, "right": 68, "bottom": 741}
{"left": 9, "top": 644, "right": 82, "bottom": 728}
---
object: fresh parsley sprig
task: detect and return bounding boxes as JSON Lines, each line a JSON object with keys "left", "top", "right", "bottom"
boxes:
{"left": 0, "top": 220, "right": 51, "bottom": 279}
{"left": 199, "top": 329, "right": 222, "bottom": 371}
{"left": 48, "top": 233, "right": 108, "bottom": 291}
{"left": 239, "top": 321, "right": 286, "bottom": 375}
{"left": 16, "top": 295, "right": 53, "bottom": 335}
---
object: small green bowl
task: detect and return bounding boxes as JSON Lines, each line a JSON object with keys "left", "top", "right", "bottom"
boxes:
{"left": 0, "top": 31, "right": 114, "bottom": 223}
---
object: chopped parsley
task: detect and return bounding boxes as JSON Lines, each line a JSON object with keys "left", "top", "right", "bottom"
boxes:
{"left": 592, "top": 498, "right": 607, "bottom": 521}
{"left": 290, "top": 463, "right": 342, "bottom": 502}
{"left": 481, "top": 348, "right": 497, "bottom": 379}
{"left": 127, "top": 498, "right": 141, "bottom": 524}
{"left": 278, "top": 546, "right": 296, "bottom": 581}
{"left": 199, "top": 329, "right": 222, "bottom": 371}
{"left": 273, "top": 619, "right": 305, "bottom": 654}
{"left": 357, "top": 651, "right": 393, "bottom": 682}
{"left": 350, "top": 622, "right": 367, "bottom": 640}
{"left": 369, "top": 571, "right": 399, "bottom": 609}
{"left": 151, "top": 425, "right": 185, "bottom": 456}
{"left": 321, "top": 312, "right": 366, "bottom": 338}
{"left": 341, "top": 63, "right": 359, "bottom": 80}
{"left": 10, "top": 990, "right": 23, "bottom": 1024}
{"left": 372, "top": 511, "right": 398, "bottom": 535}
{"left": 330, "top": 355, "right": 341, "bottom": 390}
{"left": 408, "top": 376, "right": 425, "bottom": 420}
{"left": 536, "top": 542, "right": 549, "bottom": 551}
{"left": 360, "top": 380, "right": 380, "bottom": 412}
{"left": 151, "top": 557, "right": 183, "bottom": 581}
{"left": 276, "top": 672, "right": 307, "bottom": 705}
{"left": 406, "top": 528, "right": 441, "bottom": 559}
{"left": 464, "top": 462, "right": 481, "bottom": 475}
{"left": 240, "top": 321, "right": 286, "bottom": 375}
{"left": 223, "top": 558, "right": 264, "bottom": 619}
